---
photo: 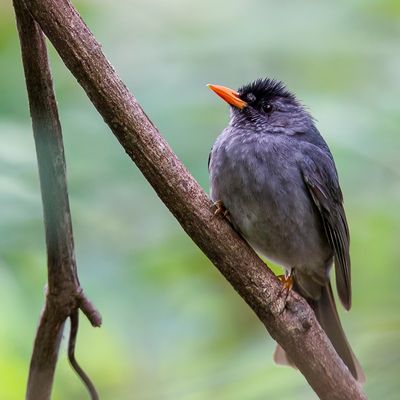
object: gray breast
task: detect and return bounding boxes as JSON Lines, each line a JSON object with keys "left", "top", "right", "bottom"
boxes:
{"left": 209, "top": 128, "right": 332, "bottom": 275}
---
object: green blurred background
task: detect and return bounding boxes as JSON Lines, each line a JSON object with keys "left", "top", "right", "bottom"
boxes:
{"left": 0, "top": 0, "right": 399, "bottom": 398}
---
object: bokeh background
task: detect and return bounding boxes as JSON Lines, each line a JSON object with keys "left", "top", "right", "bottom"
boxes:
{"left": 0, "top": 0, "right": 399, "bottom": 398}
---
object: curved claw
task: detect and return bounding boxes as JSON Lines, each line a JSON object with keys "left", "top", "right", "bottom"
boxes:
{"left": 278, "top": 273, "right": 293, "bottom": 292}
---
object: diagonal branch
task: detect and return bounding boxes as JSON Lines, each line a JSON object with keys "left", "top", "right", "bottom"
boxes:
{"left": 21, "top": 0, "right": 366, "bottom": 398}
{"left": 13, "top": 2, "right": 101, "bottom": 399}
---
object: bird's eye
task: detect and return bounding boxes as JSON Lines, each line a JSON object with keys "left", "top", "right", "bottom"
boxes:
{"left": 262, "top": 103, "right": 273, "bottom": 113}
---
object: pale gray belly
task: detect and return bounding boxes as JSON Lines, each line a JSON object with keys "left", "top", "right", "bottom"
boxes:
{"left": 210, "top": 146, "right": 332, "bottom": 275}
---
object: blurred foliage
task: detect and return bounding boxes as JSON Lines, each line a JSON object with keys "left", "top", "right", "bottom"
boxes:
{"left": 0, "top": 0, "right": 399, "bottom": 399}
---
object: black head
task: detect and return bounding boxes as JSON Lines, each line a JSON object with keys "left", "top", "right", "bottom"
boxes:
{"left": 209, "top": 78, "right": 313, "bottom": 135}
{"left": 238, "top": 78, "right": 295, "bottom": 111}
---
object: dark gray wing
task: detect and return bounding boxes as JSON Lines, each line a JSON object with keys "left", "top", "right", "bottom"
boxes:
{"left": 300, "top": 149, "right": 351, "bottom": 310}
{"left": 208, "top": 147, "right": 212, "bottom": 171}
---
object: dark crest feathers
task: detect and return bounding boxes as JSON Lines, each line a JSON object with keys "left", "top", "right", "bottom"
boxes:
{"left": 238, "top": 78, "right": 296, "bottom": 101}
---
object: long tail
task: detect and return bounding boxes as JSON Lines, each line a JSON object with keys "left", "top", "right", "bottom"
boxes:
{"left": 274, "top": 283, "right": 365, "bottom": 383}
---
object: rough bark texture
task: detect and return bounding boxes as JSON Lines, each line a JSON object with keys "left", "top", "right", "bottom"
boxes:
{"left": 13, "top": 2, "right": 101, "bottom": 399}
{"left": 18, "top": 0, "right": 367, "bottom": 398}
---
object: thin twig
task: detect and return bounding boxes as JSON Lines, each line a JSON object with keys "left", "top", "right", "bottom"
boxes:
{"left": 68, "top": 311, "right": 99, "bottom": 400}
{"left": 21, "top": 0, "right": 366, "bottom": 398}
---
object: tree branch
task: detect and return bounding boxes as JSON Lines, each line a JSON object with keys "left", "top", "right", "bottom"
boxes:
{"left": 13, "top": 2, "right": 101, "bottom": 399}
{"left": 20, "top": 0, "right": 366, "bottom": 398}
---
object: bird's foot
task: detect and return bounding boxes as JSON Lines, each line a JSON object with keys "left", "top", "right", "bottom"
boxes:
{"left": 277, "top": 273, "right": 293, "bottom": 292}
{"left": 212, "top": 200, "right": 230, "bottom": 219}
{"left": 270, "top": 272, "right": 294, "bottom": 316}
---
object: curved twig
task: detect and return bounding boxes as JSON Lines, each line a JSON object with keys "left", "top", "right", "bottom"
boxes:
{"left": 68, "top": 311, "right": 99, "bottom": 400}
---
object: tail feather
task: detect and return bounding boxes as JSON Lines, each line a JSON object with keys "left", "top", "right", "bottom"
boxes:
{"left": 274, "top": 283, "right": 365, "bottom": 383}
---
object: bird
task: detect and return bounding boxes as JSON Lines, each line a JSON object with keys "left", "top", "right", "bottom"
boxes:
{"left": 207, "top": 78, "right": 364, "bottom": 382}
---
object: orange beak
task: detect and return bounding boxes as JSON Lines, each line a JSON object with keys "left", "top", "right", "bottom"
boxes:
{"left": 207, "top": 84, "right": 247, "bottom": 109}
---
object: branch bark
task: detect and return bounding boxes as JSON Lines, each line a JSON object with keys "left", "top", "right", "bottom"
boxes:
{"left": 13, "top": 2, "right": 101, "bottom": 399}
{"left": 20, "top": 0, "right": 366, "bottom": 398}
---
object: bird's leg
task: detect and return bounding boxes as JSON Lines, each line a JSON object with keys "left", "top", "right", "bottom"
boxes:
{"left": 269, "top": 270, "right": 294, "bottom": 316}
{"left": 277, "top": 269, "right": 293, "bottom": 292}
{"left": 212, "top": 200, "right": 230, "bottom": 218}
{"left": 269, "top": 270, "right": 294, "bottom": 315}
